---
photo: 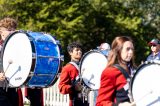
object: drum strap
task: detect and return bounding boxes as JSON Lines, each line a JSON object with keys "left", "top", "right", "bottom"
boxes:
{"left": 70, "top": 62, "right": 90, "bottom": 103}
{"left": 114, "top": 64, "right": 132, "bottom": 103}
{"left": 114, "top": 64, "right": 130, "bottom": 80}
{"left": 69, "top": 62, "right": 80, "bottom": 71}
{"left": 69, "top": 62, "right": 80, "bottom": 81}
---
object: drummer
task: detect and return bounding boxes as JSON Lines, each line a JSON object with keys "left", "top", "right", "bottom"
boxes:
{"left": 90, "top": 42, "right": 111, "bottom": 106}
{"left": 96, "top": 36, "right": 136, "bottom": 106}
{"left": 0, "top": 17, "right": 23, "bottom": 106}
{"left": 58, "top": 42, "right": 89, "bottom": 106}
{"left": 97, "top": 42, "right": 110, "bottom": 57}
{"left": 146, "top": 38, "right": 160, "bottom": 61}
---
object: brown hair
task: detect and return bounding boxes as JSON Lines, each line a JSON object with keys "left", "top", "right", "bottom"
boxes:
{"left": 0, "top": 17, "right": 17, "bottom": 31}
{"left": 107, "top": 36, "right": 136, "bottom": 70}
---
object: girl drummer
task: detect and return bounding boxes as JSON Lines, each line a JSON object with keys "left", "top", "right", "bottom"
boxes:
{"left": 96, "top": 36, "right": 136, "bottom": 106}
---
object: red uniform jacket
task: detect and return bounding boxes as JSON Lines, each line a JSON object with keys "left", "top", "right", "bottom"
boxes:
{"left": 58, "top": 63, "right": 79, "bottom": 106}
{"left": 96, "top": 66, "right": 130, "bottom": 106}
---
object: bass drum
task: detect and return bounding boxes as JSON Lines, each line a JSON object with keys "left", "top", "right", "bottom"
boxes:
{"left": 2, "top": 31, "right": 62, "bottom": 88}
{"left": 79, "top": 50, "right": 108, "bottom": 90}
{"left": 131, "top": 62, "right": 160, "bottom": 106}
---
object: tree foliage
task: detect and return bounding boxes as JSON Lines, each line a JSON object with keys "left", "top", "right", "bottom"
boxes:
{"left": 0, "top": 0, "right": 159, "bottom": 64}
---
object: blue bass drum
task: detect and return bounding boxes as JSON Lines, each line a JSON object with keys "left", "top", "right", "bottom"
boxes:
{"left": 2, "top": 31, "right": 62, "bottom": 88}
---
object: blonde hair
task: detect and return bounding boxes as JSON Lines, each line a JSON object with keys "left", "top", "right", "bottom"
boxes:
{"left": 0, "top": 17, "right": 17, "bottom": 31}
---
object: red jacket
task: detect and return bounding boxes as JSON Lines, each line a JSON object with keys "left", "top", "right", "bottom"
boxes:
{"left": 58, "top": 63, "right": 79, "bottom": 106}
{"left": 96, "top": 66, "right": 130, "bottom": 106}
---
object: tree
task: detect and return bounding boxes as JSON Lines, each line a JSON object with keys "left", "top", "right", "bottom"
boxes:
{"left": 0, "top": 0, "right": 159, "bottom": 64}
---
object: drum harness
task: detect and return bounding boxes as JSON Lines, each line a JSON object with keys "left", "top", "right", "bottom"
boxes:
{"left": 114, "top": 64, "right": 135, "bottom": 103}
{"left": 69, "top": 62, "right": 90, "bottom": 103}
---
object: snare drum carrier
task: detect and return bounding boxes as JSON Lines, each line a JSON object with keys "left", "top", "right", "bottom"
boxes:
{"left": 1, "top": 31, "right": 62, "bottom": 88}
{"left": 79, "top": 49, "right": 108, "bottom": 90}
{"left": 131, "top": 61, "right": 160, "bottom": 106}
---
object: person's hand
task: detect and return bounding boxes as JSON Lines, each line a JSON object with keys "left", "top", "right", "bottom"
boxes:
{"left": 119, "top": 102, "right": 136, "bottom": 106}
{"left": 130, "top": 102, "right": 136, "bottom": 106}
{"left": 74, "top": 82, "right": 82, "bottom": 91}
{"left": 0, "top": 72, "right": 5, "bottom": 81}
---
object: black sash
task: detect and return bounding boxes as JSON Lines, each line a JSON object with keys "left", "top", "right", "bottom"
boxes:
{"left": 114, "top": 64, "right": 130, "bottom": 79}
{"left": 113, "top": 64, "right": 130, "bottom": 105}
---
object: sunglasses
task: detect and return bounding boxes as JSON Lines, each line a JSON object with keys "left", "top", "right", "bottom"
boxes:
{"left": 151, "top": 44, "right": 157, "bottom": 47}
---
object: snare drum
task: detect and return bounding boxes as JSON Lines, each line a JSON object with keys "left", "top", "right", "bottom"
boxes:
{"left": 79, "top": 50, "right": 108, "bottom": 90}
{"left": 2, "top": 31, "right": 61, "bottom": 88}
{"left": 131, "top": 62, "right": 160, "bottom": 106}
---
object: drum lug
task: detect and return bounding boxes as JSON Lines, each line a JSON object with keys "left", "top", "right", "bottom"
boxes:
{"left": 29, "top": 72, "right": 34, "bottom": 77}
{"left": 56, "top": 40, "right": 60, "bottom": 45}
{"left": 32, "top": 53, "right": 36, "bottom": 59}
{"left": 60, "top": 55, "right": 64, "bottom": 61}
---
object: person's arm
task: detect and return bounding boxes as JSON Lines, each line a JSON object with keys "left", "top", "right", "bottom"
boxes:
{"left": 146, "top": 54, "right": 152, "bottom": 62}
{"left": 0, "top": 72, "right": 5, "bottom": 81}
{"left": 118, "top": 102, "right": 136, "bottom": 106}
{"left": 96, "top": 68, "right": 116, "bottom": 106}
{"left": 58, "top": 66, "right": 73, "bottom": 94}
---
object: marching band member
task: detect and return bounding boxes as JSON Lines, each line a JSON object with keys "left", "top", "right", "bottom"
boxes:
{"left": 58, "top": 42, "right": 89, "bottom": 106}
{"left": 96, "top": 36, "right": 136, "bottom": 106}
{"left": 0, "top": 17, "right": 23, "bottom": 106}
{"left": 146, "top": 38, "right": 160, "bottom": 61}
{"left": 90, "top": 42, "right": 111, "bottom": 106}
{"left": 98, "top": 42, "right": 110, "bottom": 57}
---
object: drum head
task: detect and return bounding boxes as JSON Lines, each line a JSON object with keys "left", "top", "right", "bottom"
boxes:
{"left": 131, "top": 63, "right": 160, "bottom": 106}
{"left": 2, "top": 32, "right": 32, "bottom": 87}
{"left": 80, "top": 50, "right": 108, "bottom": 90}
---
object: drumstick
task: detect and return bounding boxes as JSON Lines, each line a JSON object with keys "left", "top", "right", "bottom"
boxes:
{"left": 88, "top": 74, "right": 95, "bottom": 86}
{"left": 131, "top": 90, "right": 153, "bottom": 106}
{"left": 4, "top": 60, "right": 13, "bottom": 74}
{"left": 2, "top": 60, "right": 13, "bottom": 89}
